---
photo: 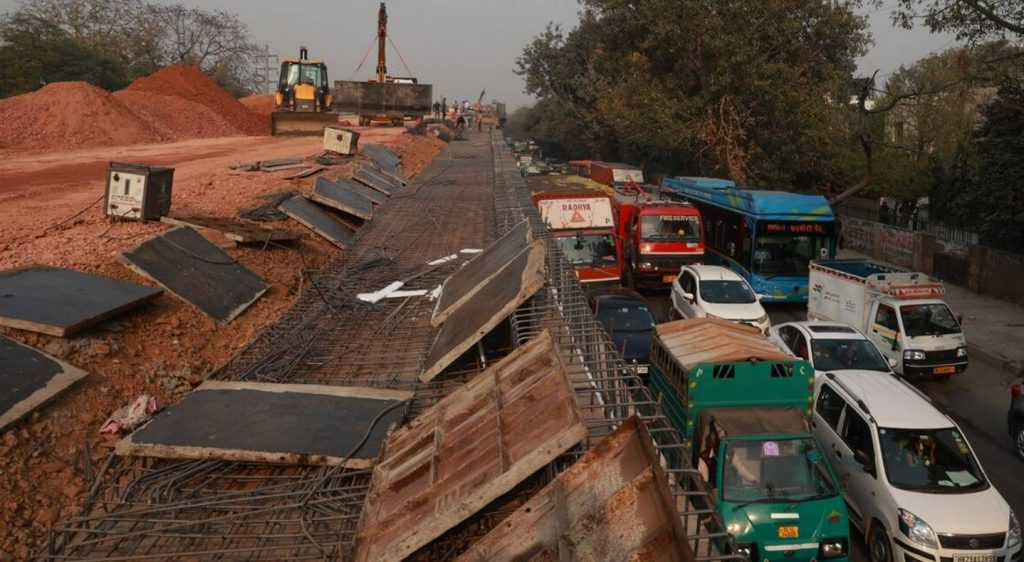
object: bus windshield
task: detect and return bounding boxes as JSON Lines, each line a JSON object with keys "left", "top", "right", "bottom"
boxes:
{"left": 722, "top": 438, "right": 837, "bottom": 503}
{"left": 899, "top": 303, "right": 962, "bottom": 337}
{"left": 557, "top": 234, "right": 617, "bottom": 268}
{"left": 752, "top": 235, "right": 830, "bottom": 278}
{"left": 640, "top": 215, "right": 701, "bottom": 242}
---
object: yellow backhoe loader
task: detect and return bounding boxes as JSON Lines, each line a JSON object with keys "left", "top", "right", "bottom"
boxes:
{"left": 271, "top": 47, "right": 339, "bottom": 135}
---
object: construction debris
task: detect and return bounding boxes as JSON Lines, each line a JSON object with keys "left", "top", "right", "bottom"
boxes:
{"left": 116, "top": 381, "right": 413, "bottom": 467}
{"left": 283, "top": 166, "right": 325, "bottom": 180}
{"left": 232, "top": 158, "right": 305, "bottom": 172}
{"left": 278, "top": 195, "right": 356, "bottom": 248}
{"left": 454, "top": 417, "right": 694, "bottom": 562}
{"left": 119, "top": 226, "right": 270, "bottom": 324}
{"left": 310, "top": 176, "right": 374, "bottom": 220}
{"left": 353, "top": 331, "right": 587, "bottom": 562}
{"left": 0, "top": 266, "right": 162, "bottom": 336}
{"left": 239, "top": 191, "right": 296, "bottom": 222}
{"left": 419, "top": 239, "right": 546, "bottom": 382}
{"left": 0, "top": 336, "right": 88, "bottom": 432}
{"left": 323, "top": 126, "right": 360, "bottom": 155}
{"left": 160, "top": 215, "right": 301, "bottom": 244}
{"left": 99, "top": 394, "right": 157, "bottom": 436}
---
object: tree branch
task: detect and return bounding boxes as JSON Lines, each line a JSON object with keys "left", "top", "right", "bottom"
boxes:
{"left": 958, "top": 0, "right": 1024, "bottom": 35}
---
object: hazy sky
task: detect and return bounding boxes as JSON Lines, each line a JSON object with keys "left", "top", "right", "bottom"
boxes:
{"left": 0, "top": 0, "right": 957, "bottom": 107}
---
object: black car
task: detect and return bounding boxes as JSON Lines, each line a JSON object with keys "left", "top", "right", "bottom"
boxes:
{"left": 586, "top": 288, "right": 657, "bottom": 376}
{"left": 1010, "top": 378, "right": 1023, "bottom": 461}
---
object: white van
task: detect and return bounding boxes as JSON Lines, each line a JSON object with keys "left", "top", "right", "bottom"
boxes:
{"left": 812, "top": 371, "right": 1021, "bottom": 562}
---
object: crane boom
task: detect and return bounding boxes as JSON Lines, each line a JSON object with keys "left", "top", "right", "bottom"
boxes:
{"left": 375, "top": 2, "right": 388, "bottom": 83}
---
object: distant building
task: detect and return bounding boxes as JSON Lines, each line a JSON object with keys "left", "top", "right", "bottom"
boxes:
{"left": 848, "top": 76, "right": 876, "bottom": 110}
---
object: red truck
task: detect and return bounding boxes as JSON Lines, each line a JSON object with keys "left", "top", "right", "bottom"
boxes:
{"left": 532, "top": 192, "right": 621, "bottom": 286}
{"left": 614, "top": 183, "right": 704, "bottom": 287}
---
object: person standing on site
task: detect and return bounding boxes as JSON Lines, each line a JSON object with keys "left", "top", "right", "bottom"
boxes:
{"left": 441, "top": 98, "right": 447, "bottom": 120}
{"left": 432, "top": 100, "right": 440, "bottom": 119}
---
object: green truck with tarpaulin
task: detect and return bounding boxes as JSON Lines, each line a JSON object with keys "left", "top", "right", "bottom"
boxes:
{"left": 648, "top": 317, "right": 850, "bottom": 562}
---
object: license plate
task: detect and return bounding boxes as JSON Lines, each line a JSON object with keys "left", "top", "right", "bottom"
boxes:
{"left": 934, "top": 365, "right": 956, "bottom": 374}
{"left": 635, "top": 366, "right": 649, "bottom": 374}
{"left": 954, "top": 555, "right": 995, "bottom": 562}
{"left": 663, "top": 275, "right": 676, "bottom": 283}
{"left": 777, "top": 526, "right": 799, "bottom": 539}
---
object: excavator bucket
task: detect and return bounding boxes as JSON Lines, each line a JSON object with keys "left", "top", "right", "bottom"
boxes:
{"left": 271, "top": 111, "right": 341, "bottom": 135}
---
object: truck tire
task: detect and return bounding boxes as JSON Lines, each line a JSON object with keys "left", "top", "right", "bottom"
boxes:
{"left": 1013, "top": 420, "right": 1024, "bottom": 462}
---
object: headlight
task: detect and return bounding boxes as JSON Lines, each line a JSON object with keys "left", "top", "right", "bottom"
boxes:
{"left": 903, "top": 350, "right": 926, "bottom": 361}
{"left": 899, "top": 508, "right": 938, "bottom": 549}
{"left": 957, "top": 346, "right": 968, "bottom": 358}
{"left": 639, "top": 262, "right": 654, "bottom": 270}
{"left": 1009, "top": 511, "right": 1021, "bottom": 549}
{"left": 735, "top": 543, "right": 757, "bottom": 561}
{"left": 755, "top": 314, "right": 769, "bottom": 325}
{"left": 819, "top": 537, "right": 848, "bottom": 559}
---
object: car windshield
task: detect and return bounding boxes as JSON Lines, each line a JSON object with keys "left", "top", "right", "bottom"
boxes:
{"left": 596, "top": 302, "right": 655, "bottom": 333}
{"left": 752, "top": 235, "right": 830, "bottom": 278}
{"left": 557, "top": 234, "right": 617, "bottom": 267}
{"left": 879, "top": 427, "right": 986, "bottom": 493}
{"left": 699, "top": 280, "right": 757, "bottom": 304}
{"left": 899, "top": 303, "right": 962, "bottom": 337}
{"left": 640, "top": 215, "right": 701, "bottom": 242}
{"left": 722, "top": 438, "right": 838, "bottom": 503}
{"left": 810, "top": 339, "right": 890, "bottom": 372}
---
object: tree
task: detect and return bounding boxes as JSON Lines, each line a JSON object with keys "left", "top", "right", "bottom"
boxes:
{"left": 890, "top": 0, "right": 1024, "bottom": 41}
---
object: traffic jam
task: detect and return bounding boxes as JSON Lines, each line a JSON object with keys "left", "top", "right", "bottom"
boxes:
{"left": 515, "top": 142, "right": 1022, "bottom": 562}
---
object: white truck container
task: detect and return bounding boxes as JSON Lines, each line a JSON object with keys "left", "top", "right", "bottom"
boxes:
{"left": 808, "top": 259, "right": 968, "bottom": 380}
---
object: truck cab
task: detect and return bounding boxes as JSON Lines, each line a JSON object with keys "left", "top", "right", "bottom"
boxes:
{"left": 616, "top": 184, "right": 704, "bottom": 287}
{"left": 647, "top": 318, "right": 850, "bottom": 562}
{"left": 532, "top": 191, "right": 621, "bottom": 286}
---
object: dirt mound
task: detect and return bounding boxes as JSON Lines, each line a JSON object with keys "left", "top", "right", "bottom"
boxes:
{"left": 240, "top": 94, "right": 276, "bottom": 116}
{"left": 113, "top": 90, "right": 242, "bottom": 141}
{"left": 126, "top": 66, "right": 268, "bottom": 135}
{"left": 0, "top": 82, "right": 160, "bottom": 150}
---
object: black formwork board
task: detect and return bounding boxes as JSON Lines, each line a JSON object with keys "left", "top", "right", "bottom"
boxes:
{"left": 333, "top": 177, "right": 387, "bottom": 205}
{"left": 431, "top": 219, "right": 532, "bottom": 326}
{"left": 368, "top": 162, "right": 409, "bottom": 186}
{"left": 362, "top": 144, "right": 401, "bottom": 166}
{"left": 116, "top": 381, "right": 414, "bottom": 467}
{"left": 0, "top": 266, "right": 162, "bottom": 336}
{"left": 310, "top": 177, "right": 373, "bottom": 220}
{"left": 352, "top": 167, "right": 396, "bottom": 195}
{"left": 279, "top": 195, "right": 356, "bottom": 248}
{"left": 0, "top": 336, "right": 88, "bottom": 431}
{"left": 119, "top": 226, "right": 269, "bottom": 324}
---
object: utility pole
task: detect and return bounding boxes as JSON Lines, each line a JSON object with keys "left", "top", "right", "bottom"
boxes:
{"left": 261, "top": 45, "right": 279, "bottom": 94}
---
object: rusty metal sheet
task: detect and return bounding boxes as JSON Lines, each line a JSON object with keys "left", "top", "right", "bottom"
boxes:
{"left": 456, "top": 416, "right": 694, "bottom": 562}
{"left": 431, "top": 219, "right": 532, "bottom": 327}
{"left": 655, "top": 318, "right": 792, "bottom": 370}
{"left": 354, "top": 331, "right": 587, "bottom": 562}
{"left": 1, "top": 336, "right": 88, "bottom": 432}
{"left": 419, "top": 240, "right": 546, "bottom": 382}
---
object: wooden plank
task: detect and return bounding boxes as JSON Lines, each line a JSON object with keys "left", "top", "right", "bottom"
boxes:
{"left": 0, "top": 336, "right": 88, "bottom": 431}
{"left": 284, "top": 166, "right": 325, "bottom": 180}
{"left": 116, "top": 381, "right": 414, "bottom": 467}
{"left": 353, "top": 331, "right": 587, "bottom": 562}
{"left": 333, "top": 176, "right": 387, "bottom": 205}
{"left": 279, "top": 195, "right": 356, "bottom": 248}
{"left": 454, "top": 417, "right": 694, "bottom": 562}
{"left": 119, "top": 226, "right": 269, "bottom": 324}
{"left": 160, "top": 216, "right": 300, "bottom": 244}
{"left": 431, "top": 220, "right": 532, "bottom": 326}
{"left": 420, "top": 241, "right": 546, "bottom": 382}
{"left": 309, "top": 177, "right": 374, "bottom": 220}
{"left": 352, "top": 167, "right": 396, "bottom": 195}
{"left": 0, "top": 266, "right": 162, "bottom": 337}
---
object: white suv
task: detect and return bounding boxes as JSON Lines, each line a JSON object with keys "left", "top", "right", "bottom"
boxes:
{"left": 769, "top": 321, "right": 897, "bottom": 375}
{"left": 670, "top": 265, "right": 770, "bottom": 334}
{"left": 812, "top": 371, "right": 1022, "bottom": 562}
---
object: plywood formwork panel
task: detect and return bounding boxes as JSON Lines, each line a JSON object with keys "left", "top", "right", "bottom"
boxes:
{"left": 420, "top": 240, "right": 546, "bottom": 382}
{"left": 352, "top": 167, "right": 397, "bottom": 195}
{"left": 455, "top": 417, "right": 694, "bottom": 562}
{"left": 431, "top": 219, "right": 532, "bottom": 327}
{"left": 354, "top": 330, "right": 587, "bottom": 562}
{"left": 116, "top": 381, "right": 413, "bottom": 468}
{"left": 0, "top": 266, "right": 162, "bottom": 336}
{"left": 332, "top": 176, "right": 388, "bottom": 205}
{"left": 119, "top": 226, "right": 269, "bottom": 324}
{"left": 310, "top": 176, "right": 374, "bottom": 220}
{"left": 279, "top": 195, "right": 357, "bottom": 248}
{"left": 160, "top": 216, "right": 300, "bottom": 243}
{"left": 0, "top": 336, "right": 88, "bottom": 431}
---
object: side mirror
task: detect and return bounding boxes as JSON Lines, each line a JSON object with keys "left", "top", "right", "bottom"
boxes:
{"left": 957, "top": 314, "right": 964, "bottom": 325}
{"left": 887, "top": 357, "right": 897, "bottom": 369}
{"left": 680, "top": 291, "right": 694, "bottom": 301}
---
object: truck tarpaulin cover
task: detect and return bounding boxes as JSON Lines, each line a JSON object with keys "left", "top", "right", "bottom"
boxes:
{"left": 536, "top": 197, "right": 614, "bottom": 230}
{"left": 332, "top": 81, "right": 432, "bottom": 114}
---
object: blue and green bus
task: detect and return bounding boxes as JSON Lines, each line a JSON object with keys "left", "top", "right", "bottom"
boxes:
{"left": 661, "top": 177, "right": 836, "bottom": 303}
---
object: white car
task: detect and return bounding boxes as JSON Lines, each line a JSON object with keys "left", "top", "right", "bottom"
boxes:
{"left": 813, "top": 371, "right": 1022, "bottom": 562}
{"left": 670, "top": 265, "right": 769, "bottom": 334}
{"left": 769, "top": 321, "right": 898, "bottom": 375}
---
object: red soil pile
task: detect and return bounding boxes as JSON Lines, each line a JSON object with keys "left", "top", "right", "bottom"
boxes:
{"left": 0, "top": 82, "right": 159, "bottom": 150}
{"left": 112, "top": 90, "right": 241, "bottom": 141}
{"left": 240, "top": 94, "right": 276, "bottom": 116}
{"left": 126, "top": 65, "right": 267, "bottom": 135}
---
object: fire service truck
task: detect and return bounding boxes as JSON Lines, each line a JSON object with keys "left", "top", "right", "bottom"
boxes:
{"left": 615, "top": 182, "right": 704, "bottom": 288}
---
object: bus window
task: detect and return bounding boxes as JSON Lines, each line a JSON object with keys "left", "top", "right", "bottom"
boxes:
{"left": 752, "top": 235, "right": 829, "bottom": 278}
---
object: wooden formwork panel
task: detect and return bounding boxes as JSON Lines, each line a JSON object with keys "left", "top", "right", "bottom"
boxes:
{"left": 310, "top": 177, "right": 374, "bottom": 220}
{"left": 0, "top": 336, "right": 88, "bottom": 432}
{"left": 279, "top": 195, "right": 356, "bottom": 248}
{"left": 354, "top": 331, "right": 587, "bottom": 562}
{"left": 160, "top": 216, "right": 300, "bottom": 243}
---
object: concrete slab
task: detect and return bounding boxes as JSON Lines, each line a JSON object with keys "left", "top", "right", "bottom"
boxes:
{"left": 116, "top": 381, "right": 413, "bottom": 467}
{"left": 354, "top": 331, "right": 586, "bottom": 562}
{"left": 279, "top": 195, "right": 356, "bottom": 248}
{"left": 431, "top": 220, "right": 532, "bottom": 326}
{"left": 0, "top": 336, "right": 88, "bottom": 431}
{"left": 0, "top": 266, "right": 162, "bottom": 336}
{"left": 160, "top": 216, "right": 300, "bottom": 244}
{"left": 309, "top": 177, "right": 373, "bottom": 220}
{"left": 420, "top": 240, "right": 546, "bottom": 382}
{"left": 119, "top": 226, "right": 270, "bottom": 324}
